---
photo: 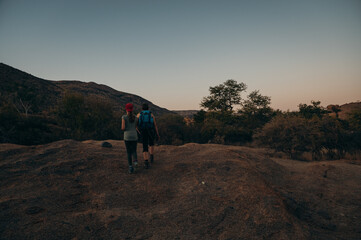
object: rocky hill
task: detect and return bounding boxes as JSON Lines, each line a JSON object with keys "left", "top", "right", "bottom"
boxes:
{"left": 337, "top": 102, "right": 361, "bottom": 119}
{"left": 0, "top": 63, "right": 171, "bottom": 116}
{"left": 1, "top": 141, "right": 360, "bottom": 239}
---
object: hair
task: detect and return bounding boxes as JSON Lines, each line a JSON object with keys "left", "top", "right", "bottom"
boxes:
{"left": 142, "top": 103, "right": 149, "bottom": 110}
{"left": 127, "top": 111, "right": 135, "bottom": 123}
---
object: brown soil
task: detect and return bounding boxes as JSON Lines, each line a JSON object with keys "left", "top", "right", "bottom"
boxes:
{"left": 1, "top": 140, "right": 360, "bottom": 239}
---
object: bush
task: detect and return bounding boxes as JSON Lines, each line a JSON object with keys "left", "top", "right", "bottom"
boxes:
{"left": 0, "top": 101, "right": 21, "bottom": 143}
{"left": 256, "top": 114, "right": 359, "bottom": 160}
{"left": 157, "top": 114, "right": 187, "bottom": 145}
{"left": 57, "top": 93, "right": 118, "bottom": 140}
{"left": 319, "top": 116, "right": 348, "bottom": 159}
{"left": 255, "top": 115, "right": 322, "bottom": 160}
{"left": 0, "top": 100, "right": 62, "bottom": 145}
{"left": 348, "top": 110, "right": 361, "bottom": 131}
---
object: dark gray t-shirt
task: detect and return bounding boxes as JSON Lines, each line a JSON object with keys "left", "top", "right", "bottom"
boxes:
{"left": 122, "top": 114, "right": 138, "bottom": 141}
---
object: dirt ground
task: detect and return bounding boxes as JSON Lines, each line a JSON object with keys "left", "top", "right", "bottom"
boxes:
{"left": 1, "top": 140, "right": 360, "bottom": 240}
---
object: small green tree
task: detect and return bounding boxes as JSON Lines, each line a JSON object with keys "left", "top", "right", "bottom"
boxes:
{"left": 200, "top": 79, "right": 247, "bottom": 112}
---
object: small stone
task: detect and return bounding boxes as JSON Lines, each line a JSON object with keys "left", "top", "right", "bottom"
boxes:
{"left": 101, "top": 142, "right": 112, "bottom": 148}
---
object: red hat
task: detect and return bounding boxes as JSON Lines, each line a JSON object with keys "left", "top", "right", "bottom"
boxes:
{"left": 125, "top": 103, "right": 133, "bottom": 111}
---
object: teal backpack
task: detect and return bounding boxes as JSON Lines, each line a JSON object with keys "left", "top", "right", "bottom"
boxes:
{"left": 138, "top": 110, "right": 154, "bottom": 130}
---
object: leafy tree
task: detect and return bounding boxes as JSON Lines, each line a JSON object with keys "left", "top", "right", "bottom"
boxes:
{"left": 193, "top": 109, "right": 206, "bottom": 124}
{"left": 329, "top": 104, "right": 341, "bottom": 119}
{"left": 239, "top": 90, "right": 274, "bottom": 130}
{"left": 200, "top": 79, "right": 247, "bottom": 112}
{"left": 298, "top": 100, "right": 327, "bottom": 119}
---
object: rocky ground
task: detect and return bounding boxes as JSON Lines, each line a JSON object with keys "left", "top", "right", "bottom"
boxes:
{"left": 1, "top": 140, "right": 361, "bottom": 240}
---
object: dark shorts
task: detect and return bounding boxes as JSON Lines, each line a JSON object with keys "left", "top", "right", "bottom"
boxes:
{"left": 141, "top": 129, "right": 155, "bottom": 152}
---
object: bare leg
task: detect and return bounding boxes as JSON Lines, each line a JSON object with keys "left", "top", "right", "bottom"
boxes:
{"left": 143, "top": 151, "right": 149, "bottom": 160}
{"left": 149, "top": 146, "right": 154, "bottom": 163}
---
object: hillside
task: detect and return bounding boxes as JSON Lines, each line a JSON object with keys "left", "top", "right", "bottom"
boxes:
{"left": 1, "top": 141, "right": 360, "bottom": 239}
{"left": 0, "top": 63, "right": 171, "bottom": 115}
{"left": 338, "top": 102, "right": 361, "bottom": 119}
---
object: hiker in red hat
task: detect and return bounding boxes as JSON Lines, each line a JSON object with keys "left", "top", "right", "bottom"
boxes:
{"left": 121, "top": 103, "right": 138, "bottom": 173}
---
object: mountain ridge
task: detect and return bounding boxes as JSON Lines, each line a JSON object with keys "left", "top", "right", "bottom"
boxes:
{"left": 0, "top": 63, "right": 171, "bottom": 115}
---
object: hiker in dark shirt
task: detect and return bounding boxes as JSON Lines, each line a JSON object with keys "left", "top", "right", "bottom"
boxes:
{"left": 137, "top": 103, "right": 160, "bottom": 169}
{"left": 121, "top": 103, "right": 138, "bottom": 174}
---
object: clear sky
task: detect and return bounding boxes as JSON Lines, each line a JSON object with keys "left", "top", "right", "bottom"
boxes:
{"left": 1, "top": 0, "right": 360, "bottom": 111}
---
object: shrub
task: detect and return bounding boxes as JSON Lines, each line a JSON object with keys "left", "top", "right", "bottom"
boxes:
{"left": 57, "top": 93, "right": 119, "bottom": 140}
{"left": 256, "top": 113, "right": 359, "bottom": 160}
{"left": 348, "top": 110, "right": 361, "bottom": 131}
{"left": 157, "top": 114, "right": 187, "bottom": 145}
{"left": 255, "top": 115, "right": 322, "bottom": 160}
{"left": 0, "top": 101, "right": 20, "bottom": 143}
{"left": 319, "top": 116, "right": 348, "bottom": 159}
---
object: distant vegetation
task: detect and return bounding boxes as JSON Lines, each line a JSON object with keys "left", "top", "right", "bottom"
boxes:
{"left": 0, "top": 63, "right": 169, "bottom": 144}
{"left": 1, "top": 63, "right": 360, "bottom": 160}
{"left": 157, "top": 80, "right": 361, "bottom": 160}
{"left": 158, "top": 79, "right": 275, "bottom": 145}
{"left": 0, "top": 92, "right": 122, "bottom": 144}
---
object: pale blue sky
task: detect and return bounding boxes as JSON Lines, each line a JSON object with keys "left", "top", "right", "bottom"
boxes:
{"left": 1, "top": 0, "right": 360, "bottom": 110}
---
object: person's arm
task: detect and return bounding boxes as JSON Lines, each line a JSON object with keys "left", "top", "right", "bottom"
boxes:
{"left": 152, "top": 114, "right": 160, "bottom": 138}
{"left": 135, "top": 116, "right": 141, "bottom": 135}
{"left": 121, "top": 117, "right": 125, "bottom": 131}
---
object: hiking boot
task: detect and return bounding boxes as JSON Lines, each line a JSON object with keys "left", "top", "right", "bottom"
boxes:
{"left": 129, "top": 165, "right": 134, "bottom": 174}
{"left": 144, "top": 160, "right": 150, "bottom": 169}
{"left": 133, "top": 161, "right": 138, "bottom": 172}
{"left": 133, "top": 160, "right": 138, "bottom": 168}
{"left": 150, "top": 155, "right": 154, "bottom": 164}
